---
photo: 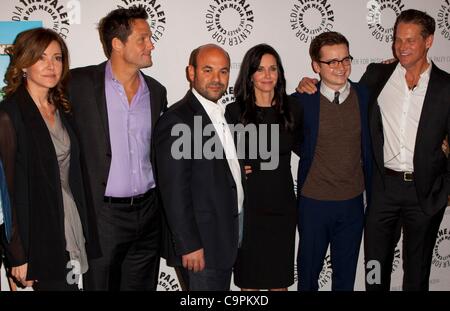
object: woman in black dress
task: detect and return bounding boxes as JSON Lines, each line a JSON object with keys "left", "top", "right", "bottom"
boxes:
{"left": 226, "top": 44, "right": 302, "bottom": 291}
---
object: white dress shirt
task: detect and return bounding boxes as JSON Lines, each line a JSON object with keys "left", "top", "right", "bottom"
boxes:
{"left": 192, "top": 89, "right": 244, "bottom": 214}
{"left": 377, "top": 59, "right": 431, "bottom": 172}
{"left": 320, "top": 80, "right": 351, "bottom": 104}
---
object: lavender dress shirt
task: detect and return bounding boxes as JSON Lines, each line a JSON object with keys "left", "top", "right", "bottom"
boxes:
{"left": 104, "top": 61, "right": 155, "bottom": 197}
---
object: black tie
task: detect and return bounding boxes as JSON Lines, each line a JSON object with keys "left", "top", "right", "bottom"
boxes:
{"left": 333, "top": 91, "right": 340, "bottom": 105}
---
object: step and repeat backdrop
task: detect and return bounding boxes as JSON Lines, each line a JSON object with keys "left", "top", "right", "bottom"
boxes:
{"left": 1, "top": 0, "right": 450, "bottom": 291}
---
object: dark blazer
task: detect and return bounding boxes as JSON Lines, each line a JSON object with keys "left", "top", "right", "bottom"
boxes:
{"left": 0, "top": 159, "right": 12, "bottom": 242}
{"left": 291, "top": 81, "right": 373, "bottom": 203}
{"left": 0, "top": 85, "right": 99, "bottom": 281}
{"left": 67, "top": 62, "right": 168, "bottom": 230}
{"left": 154, "top": 90, "right": 244, "bottom": 270}
{"left": 360, "top": 61, "right": 450, "bottom": 216}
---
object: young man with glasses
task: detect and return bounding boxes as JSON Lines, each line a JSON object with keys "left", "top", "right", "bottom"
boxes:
{"left": 291, "top": 31, "right": 372, "bottom": 291}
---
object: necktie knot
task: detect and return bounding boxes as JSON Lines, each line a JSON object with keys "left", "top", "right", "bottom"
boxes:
{"left": 333, "top": 91, "right": 340, "bottom": 105}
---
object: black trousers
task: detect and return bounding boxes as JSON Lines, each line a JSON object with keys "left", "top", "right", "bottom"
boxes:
{"left": 85, "top": 189, "right": 161, "bottom": 291}
{"left": 33, "top": 280, "right": 79, "bottom": 291}
{"left": 364, "top": 173, "right": 446, "bottom": 291}
{"left": 178, "top": 266, "right": 232, "bottom": 291}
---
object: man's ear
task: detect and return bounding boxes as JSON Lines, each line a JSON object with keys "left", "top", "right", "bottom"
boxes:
{"left": 312, "top": 61, "right": 321, "bottom": 74}
{"left": 111, "top": 37, "right": 124, "bottom": 54}
{"left": 425, "top": 34, "right": 434, "bottom": 50}
{"left": 188, "top": 65, "right": 195, "bottom": 83}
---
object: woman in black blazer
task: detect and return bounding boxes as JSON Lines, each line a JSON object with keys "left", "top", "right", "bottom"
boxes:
{"left": 0, "top": 28, "right": 99, "bottom": 291}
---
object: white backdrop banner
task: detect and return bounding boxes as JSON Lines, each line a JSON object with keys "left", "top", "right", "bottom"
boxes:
{"left": 1, "top": 0, "right": 449, "bottom": 291}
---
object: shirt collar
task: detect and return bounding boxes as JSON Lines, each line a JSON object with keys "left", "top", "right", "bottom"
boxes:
{"left": 105, "top": 60, "right": 116, "bottom": 82}
{"left": 192, "top": 88, "right": 225, "bottom": 115}
{"left": 105, "top": 60, "right": 146, "bottom": 87}
{"left": 396, "top": 57, "right": 432, "bottom": 86}
{"left": 320, "top": 80, "right": 351, "bottom": 104}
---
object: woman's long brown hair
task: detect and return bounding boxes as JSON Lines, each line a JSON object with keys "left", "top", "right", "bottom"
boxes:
{"left": 2, "top": 28, "right": 71, "bottom": 113}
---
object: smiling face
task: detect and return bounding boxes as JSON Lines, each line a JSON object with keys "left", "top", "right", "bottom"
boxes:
{"left": 23, "top": 40, "right": 63, "bottom": 93}
{"left": 252, "top": 53, "right": 278, "bottom": 99}
{"left": 394, "top": 22, "right": 433, "bottom": 71}
{"left": 188, "top": 45, "right": 230, "bottom": 102}
{"left": 117, "top": 18, "right": 154, "bottom": 69}
{"left": 312, "top": 43, "right": 351, "bottom": 91}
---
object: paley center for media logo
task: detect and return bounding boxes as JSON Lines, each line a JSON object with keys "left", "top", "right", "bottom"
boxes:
{"left": 432, "top": 227, "right": 450, "bottom": 269}
{"left": 117, "top": 0, "right": 167, "bottom": 44}
{"left": 437, "top": 0, "right": 450, "bottom": 41}
{"left": 10, "top": 0, "right": 82, "bottom": 39}
{"left": 205, "top": 0, "right": 255, "bottom": 47}
{"left": 366, "top": 0, "right": 404, "bottom": 43}
{"left": 289, "top": 0, "right": 335, "bottom": 44}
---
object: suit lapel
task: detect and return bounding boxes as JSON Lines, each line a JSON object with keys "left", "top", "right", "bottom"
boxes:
{"left": 309, "top": 84, "right": 321, "bottom": 157}
{"left": 93, "top": 63, "right": 111, "bottom": 151}
{"left": 369, "top": 63, "right": 397, "bottom": 173}
{"left": 224, "top": 104, "right": 247, "bottom": 190}
{"left": 188, "top": 91, "right": 237, "bottom": 187}
{"left": 143, "top": 75, "right": 161, "bottom": 131}
{"left": 16, "top": 86, "right": 59, "bottom": 192}
{"left": 413, "top": 63, "right": 441, "bottom": 162}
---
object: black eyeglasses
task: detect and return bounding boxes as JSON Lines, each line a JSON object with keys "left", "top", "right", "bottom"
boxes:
{"left": 318, "top": 55, "right": 353, "bottom": 68}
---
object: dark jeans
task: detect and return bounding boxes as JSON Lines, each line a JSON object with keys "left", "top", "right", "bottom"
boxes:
{"left": 297, "top": 194, "right": 364, "bottom": 291}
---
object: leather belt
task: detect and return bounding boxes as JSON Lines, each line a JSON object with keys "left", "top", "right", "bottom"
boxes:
{"left": 104, "top": 188, "right": 154, "bottom": 205}
{"left": 384, "top": 168, "right": 414, "bottom": 182}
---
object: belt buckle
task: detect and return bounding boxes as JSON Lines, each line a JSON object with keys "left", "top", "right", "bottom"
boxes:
{"left": 130, "top": 196, "right": 134, "bottom": 206}
{"left": 403, "top": 172, "right": 413, "bottom": 182}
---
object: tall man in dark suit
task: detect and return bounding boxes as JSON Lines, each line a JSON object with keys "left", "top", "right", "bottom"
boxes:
{"left": 155, "top": 44, "right": 244, "bottom": 291}
{"left": 361, "top": 9, "right": 450, "bottom": 291}
{"left": 68, "top": 7, "right": 168, "bottom": 290}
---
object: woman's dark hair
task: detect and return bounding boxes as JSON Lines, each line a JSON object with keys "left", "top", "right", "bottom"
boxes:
{"left": 234, "top": 44, "right": 293, "bottom": 131}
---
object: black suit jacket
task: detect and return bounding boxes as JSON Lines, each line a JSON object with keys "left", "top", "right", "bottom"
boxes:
{"left": 0, "top": 85, "right": 99, "bottom": 280}
{"left": 67, "top": 62, "right": 168, "bottom": 232}
{"left": 360, "top": 61, "right": 450, "bottom": 216}
{"left": 154, "top": 90, "right": 244, "bottom": 269}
